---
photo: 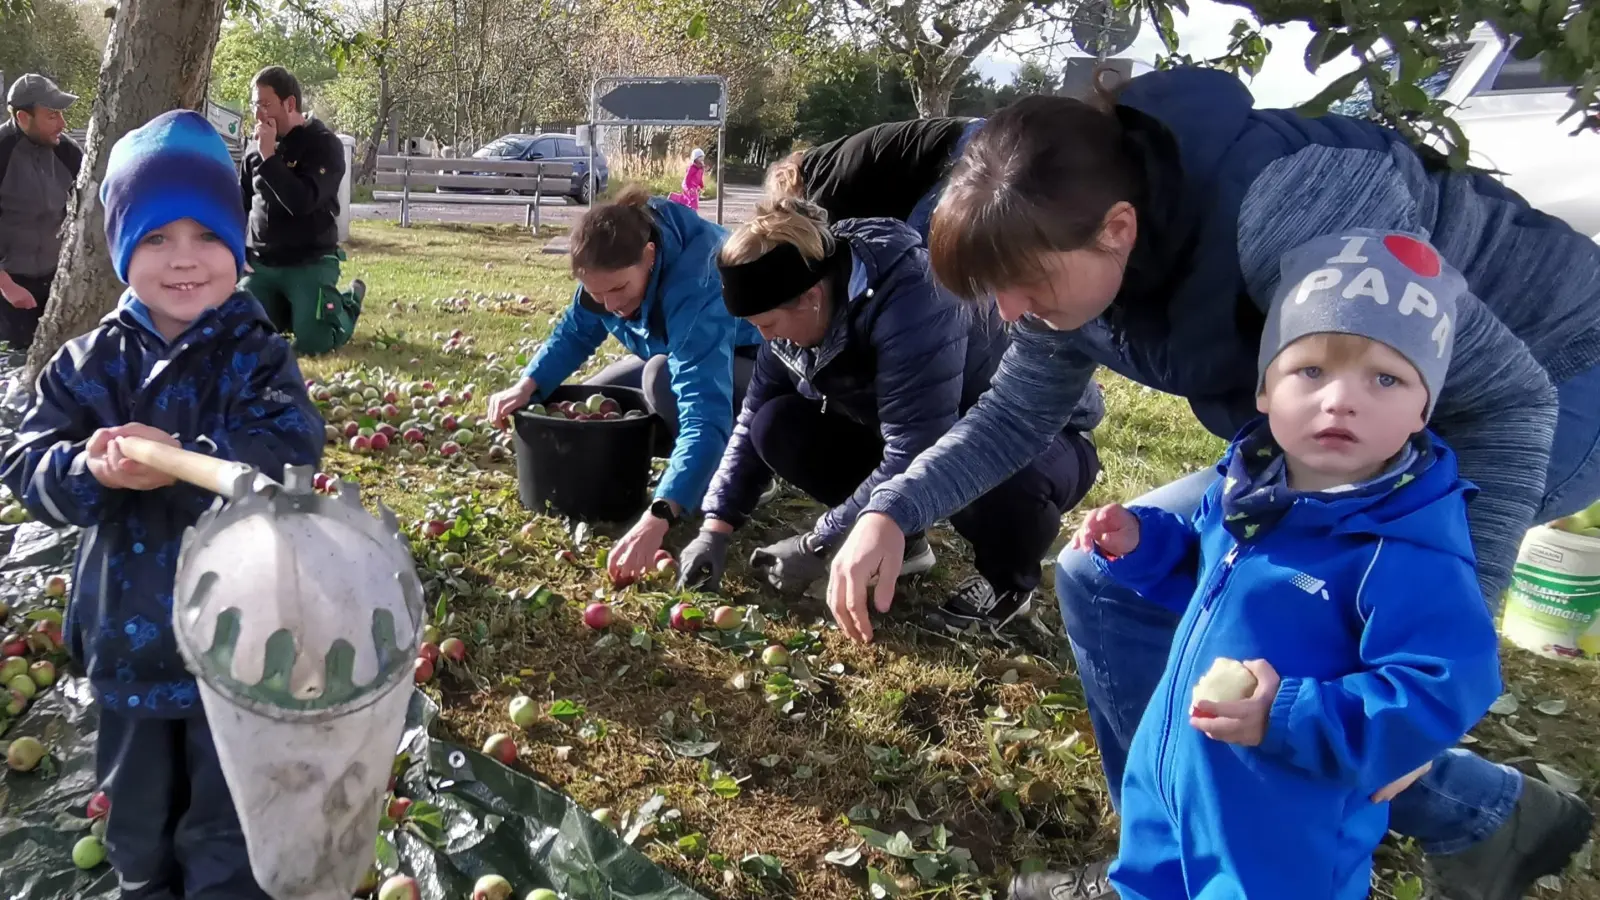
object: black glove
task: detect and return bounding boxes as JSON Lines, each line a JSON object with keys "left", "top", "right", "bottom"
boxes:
{"left": 749, "top": 532, "right": 829, "bottom": 593}
{"left": 678, "top": 529, "right": 732, "bottom": 592}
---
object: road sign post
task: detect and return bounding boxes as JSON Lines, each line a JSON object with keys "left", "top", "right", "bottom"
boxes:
{"left": 588, "top": 76, "right": 729, "bottom": 224}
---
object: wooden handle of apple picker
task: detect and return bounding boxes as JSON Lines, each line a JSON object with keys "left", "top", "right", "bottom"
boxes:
{"left": 115, "top": 436, "right": 254, "bottom": 496}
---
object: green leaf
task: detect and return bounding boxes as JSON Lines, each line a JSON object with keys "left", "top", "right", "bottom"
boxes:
{"left": 1156, "top": 4, "right": 1179, "bottom": 55}
{"left": 739, "top": 853, "right": 784, "bottom": 881}
{"left": 1296, "top": 68, "right": 1367, "bottom": 117}
{"left": 1305, "top": 30, "right": 1354, "bottom": 71}
{"left": 548, "top": 699, "right": 586, "bottom": 723}
{"left": 375, "top": 832, "right": 398, "bottom": 871}
{"left": 708, "top": 772, "right": 742, "bottom": 799}
{"left": 1567, "top": 10, "right": 1593, "bottom": 58}
{"left": 686, "top": 10, "right": 707, "bottom": 39}
{"left": 432, "top": 595, "right": 447, "bottom": 625}
{"left": 867, "top": 867, "right": 900, "bottom": 898}
{"left": 676, "top": 832, "right": 707, "bottom": 857}
{"left": 629, "top": 627, "right": 654, "bottom": 651}
{"left": 1389, "top": 82, "right": 1430, "bottom": 112}
{"left": 884, "top": 831, "right": 919, "bottom": 859}
{"left": 912, "top": 855, "right": 942, "bottom": 881}
{"left": 1394, "top": 874, "right": 1424, "bottom": 900}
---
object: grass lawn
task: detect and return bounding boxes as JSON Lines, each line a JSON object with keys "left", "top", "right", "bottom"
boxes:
{"left": 318, "top": 220, "right": 1598, "bottom": 899}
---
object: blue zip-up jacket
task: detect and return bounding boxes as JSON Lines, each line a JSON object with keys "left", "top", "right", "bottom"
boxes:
{"left": 865, "top": 66, "right": 1600, "bottom": 607}
{"left": 1, "top": 291, "right": 324, "bottom": 716}
{"left": 1103, "top": 423, "right": 1501, "bottom": 900}
{"left": 522, "top": 197, "right": 762, "bottom": 512}
{"left": 699, "top": 218, "right": 1103, "bottom": 545}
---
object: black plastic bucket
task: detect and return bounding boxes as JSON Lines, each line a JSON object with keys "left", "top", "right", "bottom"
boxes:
{"left": 512, "top": 384, "right": 657, "bottom": 522}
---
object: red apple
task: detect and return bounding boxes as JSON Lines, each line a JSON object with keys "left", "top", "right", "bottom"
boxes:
{"left": 440, "top": 393, "right": 457, "bottom": 407}
{"left": 369, "top": 433, "right": 390, "bottom": 452}
{"left": 439, "top": 637, "right": 467, "bottom": 663}
{"left": 87, "top": 791, "right": 110, "bottom": 820}
{"left": 418, "top": 642, "right": 441, "bottom": 664}
{"left": 653, "top": 550, "right": 676, "bottom": 572}
{"left": 350, "top": 435, "right": 371, "bottom": 453}
{"left": 424, "top": 520, "right": 451, "bottom": 538}
{"left": 378, "top": 875, "right": 421, "bottom": 900}
{"left": 403, "top": 428, "right": 426, "bottom": 444}
{"left": 413, "top": 657, "right": 434, "bottom": 683}
{"left": 1, "top": 633, "right": 27, "bottom": 657}
{"left": 421, "top": 381, "right": 436, "bottom": 391}
{"left": 366, "top": 406, "right": 384, "bottom": 420}
{"left": 440, "top": 442, "right": 461, "bottom": 457}
{"left": 312, "top": 472, "right": 333, "bottom": 493}
{"left": 383, "top": 404, "right": 401, "bottom": 419}
{"left": 583, "top": 603, "right": 613, "bottom": 629}
{"left": 441, "top": 415, "right": 459, "bottom": 431}
{"left": 482, "top": 733, "right": 517, "bottom": 765}
{"left": 377, "top": 423, "right": 398, "bottom": 438}
{"left": 384, "top": 390, "right": 399, "bottom": 404}
{"left": 314, "top": 388, "right": 332, "bottom": 402}
{"left": 669, "top": 603, "right": 703, "bottom": 633}
{"left": 450, "top": 329, "right": 464, "bottom": 340}
{"left": 461, "top": 389, "right": 474, "bottom": 403}
{"left": 343, "top": 421, "right": 361, "bottom": 438}
{"left": 387, "top": 796, "right": 412, "bottom": 820}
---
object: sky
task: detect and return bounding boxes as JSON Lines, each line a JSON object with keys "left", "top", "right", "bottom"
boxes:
{"left": 975, "top": 0, "right": 1362, "bottom": 109}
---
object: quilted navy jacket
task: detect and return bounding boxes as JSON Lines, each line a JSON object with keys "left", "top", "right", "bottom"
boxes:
{"left": 701, "top": 217, "right": 1103, "bottom": 545}
{"left": 1, "top": 291, "right": 324, "bottom": 717}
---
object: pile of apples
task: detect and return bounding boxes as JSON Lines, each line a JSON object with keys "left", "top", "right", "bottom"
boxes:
{"left": 526, "top": 392, "right": 645, "bottom": 423}
{"left": 0, "top": 574, "right": 67, "bottom": 724}
{"left": 411, "top": 625, "right": 466, "bottom": 685}
{"left": 1550, "top": 500, "right": 1600, "bottom": 538}
{"left": 308, "top": 372, "right": 515, "bottom": 463}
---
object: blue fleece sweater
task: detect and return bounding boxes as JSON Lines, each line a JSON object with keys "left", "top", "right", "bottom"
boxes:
{"left": 522, "top": 198, "right": 762, "bottom": 512}
{"left": 1105, "top": 423, "right": 1501, "bottom": 900}
{"left": 1, "top": 291, "right": 324, "bottom": 716}
{"left": 864, "top": 66, "right": 1600, "bottom": 608}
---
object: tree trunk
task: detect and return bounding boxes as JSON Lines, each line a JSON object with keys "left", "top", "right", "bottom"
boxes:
{"left": 913, "top": 77, "right": 955, "bottom": 118}
{"left": 24, "top": 0, "right": 227, "bottom": 383}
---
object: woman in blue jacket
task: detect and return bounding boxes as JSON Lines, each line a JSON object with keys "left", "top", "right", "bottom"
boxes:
{"left": 678, "top": 198, "right": 1102, "bottom": 630}
{"left": 824, "top": 70, "right": 1600, "bottom": 900}
{"left": 486, "top": 186, "right": 762, "bottom": 582}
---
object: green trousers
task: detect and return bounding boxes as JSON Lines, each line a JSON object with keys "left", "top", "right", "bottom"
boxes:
{"left": 240, "top": 252, "right": 362, "bottom": 356}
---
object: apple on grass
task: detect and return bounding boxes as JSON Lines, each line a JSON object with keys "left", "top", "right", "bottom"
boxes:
{"left": 509, "top": 695, "right": 537, "bottom": 728}
{"left": 439, "top": 637, "right": 467, "bottom": 663}
{"left": 413, "top": 657, "right": 434, "bottom": 684}
{"left": 583, "top": 603, "right": 612, "bottom": 630}
{"left": 712, "top": 606, "right": 741, "bottom": 631}
{"left": 669, "top": 603, "right": 704, "bottom": 633}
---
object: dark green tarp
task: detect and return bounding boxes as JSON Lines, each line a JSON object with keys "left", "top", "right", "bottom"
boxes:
{"left": 0, "top": 352, "right": 705, "bottom": 899}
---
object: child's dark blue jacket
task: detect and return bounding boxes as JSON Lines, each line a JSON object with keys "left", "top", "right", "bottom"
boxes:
{"left": 1, "top": 291, "right": 323, "bottom": 717}
{"left": 1103, "top": 422, "right": 1501, "bottom": 900}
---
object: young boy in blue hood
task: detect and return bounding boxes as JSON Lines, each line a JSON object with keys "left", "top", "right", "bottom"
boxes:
{"left": 1, "top": 109, "right": 322, "bottom": 898}
{"left": 1073, "top": 229, "right": 1504, "bottom": 900}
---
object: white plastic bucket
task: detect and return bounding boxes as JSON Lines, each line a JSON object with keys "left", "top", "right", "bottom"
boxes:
{"left": 1501, "top": 524, "right": 1600, "bottom": 660}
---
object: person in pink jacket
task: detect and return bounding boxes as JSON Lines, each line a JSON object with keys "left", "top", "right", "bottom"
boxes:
{"left": 674, "top": 147, "right": 705, "bottom": 211}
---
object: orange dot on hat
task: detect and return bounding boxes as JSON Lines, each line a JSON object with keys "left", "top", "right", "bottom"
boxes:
{"left": 1382, "top": 234, "right": 1441, "bottom": 278}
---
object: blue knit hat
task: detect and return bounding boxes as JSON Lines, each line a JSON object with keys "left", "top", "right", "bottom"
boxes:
{"left": 100, "top": 110, "right": 247, "bottom": 283}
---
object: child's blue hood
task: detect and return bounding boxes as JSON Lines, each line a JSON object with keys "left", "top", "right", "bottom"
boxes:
{"left": 1215, "top": 418, "right": 1478, "bottom": 565}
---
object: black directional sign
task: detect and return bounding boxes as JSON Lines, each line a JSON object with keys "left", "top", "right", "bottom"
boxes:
{"left": 595, "top": 79, "right": 724, "bottom": 125}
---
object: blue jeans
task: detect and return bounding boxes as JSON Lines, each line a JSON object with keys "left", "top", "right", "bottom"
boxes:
{"left": 1058, "top": 361, "right": 1600, "bottom": 855}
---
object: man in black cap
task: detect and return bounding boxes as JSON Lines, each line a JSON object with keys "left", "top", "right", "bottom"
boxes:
{"left": 0, "top": 74, "right": 82, "bottom": 351}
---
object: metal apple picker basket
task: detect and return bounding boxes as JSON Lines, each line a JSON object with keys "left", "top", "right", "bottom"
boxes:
{"left": 119, "top": 437, "right": 425, "bottom": 900}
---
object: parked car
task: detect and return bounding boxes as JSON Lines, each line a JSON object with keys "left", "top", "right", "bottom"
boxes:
{"left": 1335, "top": 28, "right": 1600, "bottom": 240}
{"left": 439, "top": 133, "right": 609, "bottom": 204}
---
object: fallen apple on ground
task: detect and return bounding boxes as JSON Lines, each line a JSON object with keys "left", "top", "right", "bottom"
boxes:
{"left": 87, "top": 791, "right": 109, "bottom": 819}
{"left": 526, "top": 890, "right": 559, "bottom": 900}
{"left": 761, "top": 644, "right": 791, "bottom": 668}
{"left": 0, "top": 655, "right": 26, "bottom": 682}
{"left": 483, "top": 733, "right": 518, "bottom": 765}
{"left": 413, "top": 657, "right": 434, "bottom": 683}
{"left": 29, "top": 659, "right": 55, "bottom": 688}
{"left": 669, "top": 603, "right": 703, "bottom": 632}
{"left": 440, "top": 637, "right": 467, "bottom": 662}
{"left": 45, "top": 575, "right": 67, "bottom": 597}
{"left": 6, "top": 735, "right": 45, "bottom": 771}
{"left": 712, "top": 606, "right": 741, "bottom": 631}
{"left": 473, "top": 874, "right": 514, "bottom": 900}
{"left": 378, "top": 874, "right": 421, "bottom": 900}
{"left": 583, "top": 602, "right": 613, "bottom": 630}
{"left": 653, "top": 550, "right": 675, "bottom": 573}
{"left": 509, "top": 694, "right": 537, "bottom": 728}
{"left": 72, "top": 835, "right": 106, "bottom": 869}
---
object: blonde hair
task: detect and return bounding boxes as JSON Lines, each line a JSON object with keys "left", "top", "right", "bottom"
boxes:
{"left": 763, "top": 151, "right": 807, "bottom": 203}
{"left": 719, "top": 197, "right": 832, "bottom": 266}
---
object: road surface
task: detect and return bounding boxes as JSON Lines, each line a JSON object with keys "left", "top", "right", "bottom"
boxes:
{"left": 350, "top": 183, "right": 765, "bottom": 230}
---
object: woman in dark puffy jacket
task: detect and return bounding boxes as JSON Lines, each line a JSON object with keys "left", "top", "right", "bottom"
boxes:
{"left": 676, "top": 198, "right": 1102, "bottom": 631}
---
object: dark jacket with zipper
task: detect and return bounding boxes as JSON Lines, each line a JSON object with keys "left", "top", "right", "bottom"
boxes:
{"left": 239, "top": 117, "right": 345, "bottom": 267}
{"left": 1, "top": 291, "right": 324, "bottom": 717}
{"left": 700, "top": 217, "right": 1104, "bottom": 545}
{"left": 0, "top": 120, "right": 82, "bottom": 277}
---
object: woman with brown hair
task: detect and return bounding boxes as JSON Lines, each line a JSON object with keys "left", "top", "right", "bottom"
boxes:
{"left": 486, "top": 186, "right": 762, "bottom": 584}
{"left": 677, "top": 197, "right": 1102, "bottom": 631}
{"left": 824, "top": 69, "right": 1600, "bottom": 900}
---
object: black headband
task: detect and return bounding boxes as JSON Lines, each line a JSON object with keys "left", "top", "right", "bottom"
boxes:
{"left": 720, "top": 236, "right": 846, "bottom": 319}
